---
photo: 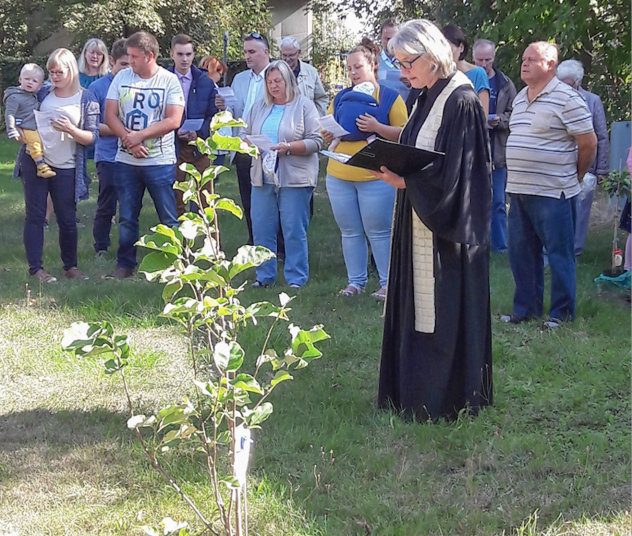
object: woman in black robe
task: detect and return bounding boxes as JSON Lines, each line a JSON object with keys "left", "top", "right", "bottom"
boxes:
{"left": 370, "top": 19, "right": 493, "bottom": 421}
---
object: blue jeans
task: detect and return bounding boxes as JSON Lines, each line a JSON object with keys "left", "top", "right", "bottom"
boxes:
{"left": 251, "top": 184, "right": 312, "bottom": 286}
{"left": 93, "top": 161, "right": 118, "bottom": 252}
{"left": 114, "top": 163, "right": 178, "bottom": 269}
{"left": 508, "top": 193, "right": 577, "bottom": 321}
{"left": 21, "top": 153, "right": 77, "bottom": 273}
{"left": 326, "top": 174, "right": 396, "bottom": 289}
{"left": 491, "top": 166, "right": 508, "bottom": 252}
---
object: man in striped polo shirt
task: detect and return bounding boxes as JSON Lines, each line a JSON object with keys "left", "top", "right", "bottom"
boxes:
{"left": 504, "top": 41, "right": 597, "bottom": 327}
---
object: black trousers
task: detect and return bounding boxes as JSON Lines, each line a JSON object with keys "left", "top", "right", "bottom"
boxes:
{"left": 234, "top": 152, "right": 254, "bottom": 246}
{"left": 234, "top": 152, "right": 285, "bottom": 256}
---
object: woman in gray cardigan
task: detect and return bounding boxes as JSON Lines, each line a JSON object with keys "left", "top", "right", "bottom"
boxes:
{"left": 241, "top": 60, "right": 322, "bottom": 288}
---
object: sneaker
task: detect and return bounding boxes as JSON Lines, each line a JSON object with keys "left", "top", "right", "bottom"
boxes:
{"left": 500, "top": 314, "right": 528, "bottom": 324}
{"left": 95, "top": 250, "right": 107, "bottom": 260}
{"left": 105, "top": 266, "right": 134, "bottom": 280}
{"left": 36, "top": 163, "right": 56, "bottom": 178}
{"left": 289, "top": 283, "right": 301, "bottom": 289}
{"left": 32, "top": 269, "right": 57, "bottom": 283}
{"left": 251, "top": 280, "right": 268, "bottom": 288}
{"left": 64, "top": 267, "right": 89, "bottom": 280}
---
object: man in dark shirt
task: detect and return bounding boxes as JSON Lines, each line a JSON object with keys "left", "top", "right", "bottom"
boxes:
{"left": 168, "top": 34, "right": 219, "bottom": 216}
{"left": 473, "top": 39, "right": 517, "bottom": 253}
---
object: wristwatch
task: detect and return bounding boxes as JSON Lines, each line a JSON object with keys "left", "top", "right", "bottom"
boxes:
{"left": 285, "top": 143, "right": 291, "bottom": 156}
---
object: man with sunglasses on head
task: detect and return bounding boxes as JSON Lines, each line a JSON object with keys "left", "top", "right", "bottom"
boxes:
{"left": 216, "top": 32, "right": 270, "bottom": 246}
{"left": 279, "top": 36, "right": 328, "bottom": 116}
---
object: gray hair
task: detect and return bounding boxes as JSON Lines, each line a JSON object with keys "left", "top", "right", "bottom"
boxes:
{"left": 280, "top": 36, "right": 300, "bottom": 51}
{"left": 529, "top": 41, "right": 559, "bottom": 66}
{"left": 264, "top": 60, "right": 299, "bottom": 105}
{"left": 557, "top": 59, "right": 584, "bottom": 84}
{"left": 21, "top": 63, "right": 45, "bottom": 80}
{"left": 77, "top": 38, "right": 109, "bottom": 77}
{"left": 388, "top": 19, "right": 455, "bottom": 79}
{"left": 472, "top": 39, "right": 496, "bottom": 56}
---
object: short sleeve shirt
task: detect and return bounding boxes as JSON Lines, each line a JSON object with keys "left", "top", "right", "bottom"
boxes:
{"left": 506, "top": 77, "right": 594, "bottom": 198}
{"left": 465, "top": 67, "right": 491, "bottom": 95}
{"left": 106, "top": 67, "right": 185, "bottom": 166}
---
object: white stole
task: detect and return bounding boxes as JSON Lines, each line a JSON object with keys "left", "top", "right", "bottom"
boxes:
{"left": 406, "top": 71, "right": 472, "bottom": 333}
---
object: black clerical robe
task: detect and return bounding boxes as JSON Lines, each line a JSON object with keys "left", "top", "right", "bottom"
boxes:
{"left": 378, "top": 72, "right": 493, "bottom": 421}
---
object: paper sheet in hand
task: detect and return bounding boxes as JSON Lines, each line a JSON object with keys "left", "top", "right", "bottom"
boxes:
{"left": 217, "top": 86, "right": 236, "bottom": 106}
{"left": 317, "top": 114, "right": 349, "bottom": 138}
{"left": 248, "top": 134, "right": 275, "bottom": 152}
{"left": 344, "top": 138, "right": 443, "bottom": 177}
{"left": 180, "top": 118, "right": 204, "bottom": 132}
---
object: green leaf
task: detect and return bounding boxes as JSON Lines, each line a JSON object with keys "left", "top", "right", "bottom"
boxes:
{"left": 142, "top": 527, "right": 160, "bottom": 536}
{"left": 212, "top": 131, "right": 258, "bottom": 156}
{"left": 157, "top": 403, "right": 195, "bottom": 431}
{"left": 178, "top": 162, "right": 201, "bottom": 182}
{"left": 139, "top": 251, "right": 178, "bottom": 281}
{"left": 162, "top": 279, "right": 183, "bottom": 302}
{"left": 250, "top": 402, "right": 273, "bottom": 426}
{"left": 220, "top": 476, "right": 241, "bottom": 490}
{"left": 270, "top": 370, "right": 293, "bottom": 387}
{"left": 226, "top": 341, "right": 245, "bottom": 372}
{"left": 231, "top": 373, "right": 263, "bottom": 394}
{"left": 200, "top": 165, "right": 229, "bottom": 187}
{"left": 161, "top": 518, "right": 189, "bottom": 536}
{"left": 215, "top": 198, "right": 243, "bottom": 219}
{"left": 137, "top": 226, "right": 182, "bottom": 256}
{"left": 127, "top": 415, "right": 146, "bottom": 429}
{"left": 179, "top": 218, "right": 205, "bottom": 241}
{"left": 61, "top": 321, "right": 112, "bottom": 356}
{"left": 213, "top": 341, "right": 230, "bottom": 371}
{"left": 228, "top": 245, "right": 275, "bottom": 279}
{"left": 210, "top": 110, "right": 247, "bottom": 130}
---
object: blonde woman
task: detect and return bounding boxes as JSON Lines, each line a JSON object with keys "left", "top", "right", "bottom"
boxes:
{"left": 13, "top": 48, "right": 99, "bottom": 282}
{"left": 78, "top": 38, "right": 109, "bottom": 88}
{"left": 240, "top": 60, "right": 322, "bottom": 288}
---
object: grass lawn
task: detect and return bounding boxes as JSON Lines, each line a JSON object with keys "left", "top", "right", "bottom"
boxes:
{"left": 0, "top": 136, "right": 629, "bottom": 536}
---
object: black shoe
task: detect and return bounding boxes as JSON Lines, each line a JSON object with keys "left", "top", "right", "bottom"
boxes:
{"left": 105, "top": 266, "right": 134, "bottom": 280}
{"left": 251, "top": 280, "right": 268, "bottom": 288}
{"left": 95, "top": 250, "right": 107, "bottom": 260}
{"left": 500, "top": 314, "right": 528, "bottom": 324}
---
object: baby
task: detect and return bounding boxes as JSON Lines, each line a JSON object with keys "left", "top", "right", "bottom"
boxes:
{"left": 329, "top": 81, "right": 377, "bottom": 152}
{"left": 3, "top": 63, "right": 56, "bottom": 178}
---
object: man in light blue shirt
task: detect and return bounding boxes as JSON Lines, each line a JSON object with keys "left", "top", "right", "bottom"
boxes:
{"left": 377, "top": 19, "right": 410, "bottom": 100}
{"left": 216, "top": 33, "right": 270, "bottom": 245}
{"left": 88, "top": 38, "right": 129, "bottom": 259}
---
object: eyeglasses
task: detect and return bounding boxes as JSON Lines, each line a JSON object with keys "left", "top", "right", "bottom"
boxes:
{"left": 48, "top": 70, "right": 67, "bottom": 76}
{"left": 248, "top": 32, "right": 264, "bottom": 40}
{"left": 281, "top": 51, "right": 299, "bottom": 60}
{"left": 392, "top": 55, "right": 423, "bottom": 70}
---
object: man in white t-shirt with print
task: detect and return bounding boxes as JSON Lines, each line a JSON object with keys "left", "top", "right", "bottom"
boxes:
{"left": 105, "top": 31, "right": 185, "bottom": 279}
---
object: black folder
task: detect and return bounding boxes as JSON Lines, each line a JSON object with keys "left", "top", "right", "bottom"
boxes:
{"left": 345, "top": 138, "right": 443, "bottom": 176}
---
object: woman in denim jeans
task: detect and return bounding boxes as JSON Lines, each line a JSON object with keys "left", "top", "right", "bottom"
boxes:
{"left": 240, "top": 60, "right": 322, "bottom": 288}
{"left": 322, "top": 38, "right": 408, "bottom": 300}
{"left": 13, "top": 48, "right": 99, "bottom": 282}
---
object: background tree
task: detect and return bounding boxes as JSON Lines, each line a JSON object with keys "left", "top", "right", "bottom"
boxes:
{"left": 0, "top": 0, "right": 272, "bottom": 60}
{"left": 310, "top": 0, "right": 631, "bottom": 123}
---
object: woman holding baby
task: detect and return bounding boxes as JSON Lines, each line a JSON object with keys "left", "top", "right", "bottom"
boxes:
{"left": 13, "top": 48, "right": 99, "bottom": 282}
{"left": 322, "top": 37, "right": 408, "bottom": 300}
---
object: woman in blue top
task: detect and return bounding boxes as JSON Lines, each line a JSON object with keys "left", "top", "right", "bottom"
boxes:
{"left": 241, "top": 60, "right": 322, "bottom": 289}
{"left": 77, "top": 38, "right": 109, "bottom": 89}
{"left": 13, "top": 48, "right": 99, "bottom": 282}
{"left": 442, "top": 25, "right": 490, "bottom": 117}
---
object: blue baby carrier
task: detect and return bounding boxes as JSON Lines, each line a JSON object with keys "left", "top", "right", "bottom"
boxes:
{"left": 333, "top": 85, "right": 399, "bottom": 142}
